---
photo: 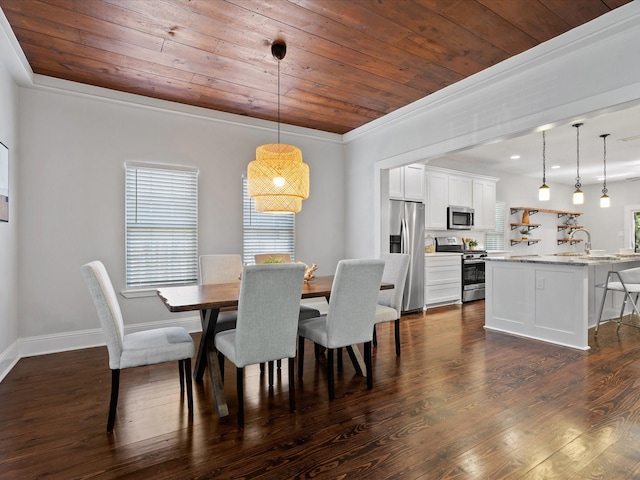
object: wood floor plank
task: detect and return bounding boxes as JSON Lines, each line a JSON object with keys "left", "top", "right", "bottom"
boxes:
{"left": 3, "top": 301, "right": 640, "bottom": 478}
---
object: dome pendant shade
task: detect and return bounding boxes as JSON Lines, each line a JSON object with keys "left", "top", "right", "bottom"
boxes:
{"left": 248, "top": 143, "right": 309, "bottom": 213}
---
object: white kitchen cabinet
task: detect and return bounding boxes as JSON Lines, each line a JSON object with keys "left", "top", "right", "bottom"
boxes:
{"left": 404, "top": 164, "right": 424, "bottom": 201}
{"left": 389, "top": 167, "right": 403, "bottom": 200}
{"left": 448, "top": 175, "right": 472, "bottom": 207}
{"left": 389, "top": 164, "right": 424, "bottom": 202}
{"left": 425, "top": 170, "right": 448, "bottom": 230}
{"left": 472, "top": 178, "right": 497, "bottom": 230}
{"left": 424, "top": 254, "right": 462, "bottom": 307}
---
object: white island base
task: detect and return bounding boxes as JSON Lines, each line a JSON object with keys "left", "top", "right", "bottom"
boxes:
{"left": 485, "top": 256, "right": 640, "bottom": 350}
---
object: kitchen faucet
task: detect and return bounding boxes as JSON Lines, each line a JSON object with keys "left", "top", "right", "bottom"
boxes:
{"left": 569, "top": 228, "right": 591, "bottom": 254}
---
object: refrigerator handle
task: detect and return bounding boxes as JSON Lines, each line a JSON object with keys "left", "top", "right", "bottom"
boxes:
{"left": 401, "top": 216, "right": 413, "bottom": 307}
{"left": 401, "top": 217, "right": 409, "bottom": 254}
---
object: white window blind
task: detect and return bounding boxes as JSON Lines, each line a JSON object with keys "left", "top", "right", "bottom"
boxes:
{"left": 125, "top": 163, "right": 198, "bottom": 288}
{"left": 484, "top": 201, "right": 505, "bottom": 251}
{"left": 242, "top": 176, "right": 295, "bottom": 265}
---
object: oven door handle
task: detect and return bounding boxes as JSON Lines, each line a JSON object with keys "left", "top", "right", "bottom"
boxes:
{"left": 463, "top": 259, "right": 486, "bottom": 265}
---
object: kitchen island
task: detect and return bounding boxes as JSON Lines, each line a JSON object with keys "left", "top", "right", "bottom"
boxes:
{"left": 485, "top": 254, "right": 640, "bottom": 350}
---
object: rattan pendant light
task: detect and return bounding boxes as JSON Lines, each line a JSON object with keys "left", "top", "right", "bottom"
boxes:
{"left": 248, "top": 41, "right": 309, "bottom": 213}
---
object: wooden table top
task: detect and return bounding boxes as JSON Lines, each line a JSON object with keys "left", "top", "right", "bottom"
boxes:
{"left": 157, "top": 275, "right": 393, "bottom": 313}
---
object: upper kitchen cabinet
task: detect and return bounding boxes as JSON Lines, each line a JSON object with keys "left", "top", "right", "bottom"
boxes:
{"left": 424, "top": 167, "right": 498, "bottom": 230}
{"left": 389, "top": 164, "right": 424, "bottom": 202}
{"left": 473, "top": 178, "right": 498, "bottom": 230}
{"left": 448, "top": 175, "right": 472, "bottom": 208}
{"left": 425, "top": 170, "right": 448, "bottom": 229}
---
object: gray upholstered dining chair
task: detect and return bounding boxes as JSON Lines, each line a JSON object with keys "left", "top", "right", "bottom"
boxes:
{"left": 81, "top": 261, "right": 194, "bottom": 432}
{"left": 199, "top": 254, "right": 243, "bottom": 335}
{"left": 373, "top": 253, "right": 410, "bottom": 356}
{"left": 254, "top": 253, "right": 321, "bottom": 320}
{"left": 297, "top": 259, "right": 385, "bottom": 401}
{"left": 214, "top": 263, "right": 306, "bottom": 427}
{"left": 254, "top": 253, "right": 322, "bottom": 380}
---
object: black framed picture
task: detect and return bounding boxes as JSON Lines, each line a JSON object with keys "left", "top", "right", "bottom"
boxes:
{"left": 0, "top": 141, "right": 8, "bottom": 222}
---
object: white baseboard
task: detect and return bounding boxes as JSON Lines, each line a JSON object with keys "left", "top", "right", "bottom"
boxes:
{"left": 0, "top": 340, "right": 20, "bottom": 383}
{"left": 0, "top": 315, "right": 202, "bottom": 382}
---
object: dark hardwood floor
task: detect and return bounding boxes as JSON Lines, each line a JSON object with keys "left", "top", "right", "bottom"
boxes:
{"left": 3, "top": 301, "right": 640, "bottom": 479}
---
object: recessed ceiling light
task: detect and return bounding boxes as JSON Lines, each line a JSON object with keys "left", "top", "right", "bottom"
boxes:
{"left": 510, "top": 155, "right": 520, "bottom": 160}
{"left": 551, "top": 165, "right": 560, "bottom": 169}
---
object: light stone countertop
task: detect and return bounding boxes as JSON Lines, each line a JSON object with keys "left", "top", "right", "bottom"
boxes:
{"left": 485, "top": 254, "right": 640, "bottom": 266}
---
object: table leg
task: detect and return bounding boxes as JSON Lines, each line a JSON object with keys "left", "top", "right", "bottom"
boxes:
{"left": 194, "top": 308, "right": 229, "bottom": 417}
{"left": 194, "top": 309, "right": 218, "bottom": 382}
{"left": 346, "top": 345, "right": 366, "bottom": 377}
{"left": 206, "top": 333, "right": 229, "bottom": 417}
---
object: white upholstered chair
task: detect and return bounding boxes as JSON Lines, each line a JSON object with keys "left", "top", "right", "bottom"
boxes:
{"left": 595, "top": 266, "right": 640, "bottom": 335}
{"left": 199, "top": 254, "right": 243, "bottom": 335}
{"left": 81, "top": 261, "right": 194, "bottom": 432}
{"left": 373, "top": 253, "right": 410, "bottom": 356}
{"left": 297, "top": 259, "right": 385, "bottom": 401}
{"left": 214, "top": 263, "right": 306, "bottom": 427}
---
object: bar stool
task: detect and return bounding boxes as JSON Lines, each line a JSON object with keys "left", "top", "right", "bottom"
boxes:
{"left": 594, "top": 267, "right": 640, "bottom": 336}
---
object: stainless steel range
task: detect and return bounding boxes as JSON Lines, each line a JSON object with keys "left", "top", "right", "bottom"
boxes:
{"left": 435, "top": 237, "right": 486, "bottom": 303}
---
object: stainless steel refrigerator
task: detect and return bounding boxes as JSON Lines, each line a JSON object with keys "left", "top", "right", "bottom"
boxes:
{"left": 389, "top": 200, "right": 425, "bottom": 313}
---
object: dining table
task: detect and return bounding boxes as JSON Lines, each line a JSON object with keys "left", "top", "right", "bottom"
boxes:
{"left": 157, "top": 274, "right": 393, "bottom": 417}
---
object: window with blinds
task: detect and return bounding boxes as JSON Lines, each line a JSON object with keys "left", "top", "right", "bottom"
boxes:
{"left": 125, "top": 163, "right": 198, "bottom": 288}
{"left": 242, "top": 176, "right": 294, "bottom": 265}
{"left": 484, "top": 201, "right": 505, "bottom": 251}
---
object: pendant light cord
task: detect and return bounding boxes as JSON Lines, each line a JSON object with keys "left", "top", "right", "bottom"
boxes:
{"left": 602, "top": 134, "right": 609, "bottom": 194}
{"left": 573, "top": 123, "right": 582, "bottom": 190}
{"left": 277, "top": 55, "right": 281, "bottom": 146}
{"left": 542, "top": 130, "right": 546, "bottom": 184}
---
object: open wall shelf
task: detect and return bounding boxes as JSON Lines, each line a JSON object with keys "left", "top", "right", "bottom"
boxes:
{"left": 510, "top": 223, "right": 540, "bottom": 231}
{"left": 557, "top": 238, "right": 584, "bottom": 245}
{"left": 510, "top": 207, "right": 584, "bottom": 247}
{"left": 510, "top": 207, "right": 582, "bottom": 218}
{"left": 511, "top": 239, "right": 541, "bottom": 246}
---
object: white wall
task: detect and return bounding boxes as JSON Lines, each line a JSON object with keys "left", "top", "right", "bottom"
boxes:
{"left": 581, "top": 181, "right": 640, "bottom": 252}
{"left": 0, "top": 61, "right": 19, "bottom": 375}
{"left": 16, "top": 81, "right": 344, "bottom": 345}
{"left": 343, "top": 3, "right": 640, "bottom": 259}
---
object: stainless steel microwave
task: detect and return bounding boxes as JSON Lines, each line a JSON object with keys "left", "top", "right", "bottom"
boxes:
{"left": 447, "top": 205, "right": 474, "bottom": 230}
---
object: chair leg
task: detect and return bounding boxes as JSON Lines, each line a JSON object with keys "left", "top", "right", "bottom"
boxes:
{"left": 595, "top": 275, "right": 611, "bottom": 336}
{"left": 394, "top": 319, "right": 401, "bottom": 356}
{"left": 337, "top": 347, "right": 343, "bottom": 371}
{"left": 185, "top": 358, "right": 194, "bottom": 418}
{"left": 314, "top": 342, "right": 320, "bottom": 360}
{"left": 179, "top": 359, "right": 185, "bottom": 394}
{"left": 327, "top": 348, "right": 335, "bottom": 401}
{"left": 277, "top": 359, "right": 282, "bottom": 370}
{"left": 218, "top": 352, "right": 225, "bottom": 382}
{"left": 365, "top": 341, "right": 373, "bottom": 390}
{"left": 107, "top": 369, "right": 120, "bottom": 433}
{"left": 373, "top": 325, "right": 377, "bottom": 347}
{"left": 268, "top": 361, "right": 274, "bottom": 387}
{"left": 260, "top": 362, "right": 265, "bottom": 374}
{"left": 298, "top": 336, "right": 305, "bottom": 379}
{"left": 237, "top": 367, "right": 244, "bottom": 428}
{"left": 288, "top": 357, "right": 296, "bottom": 413}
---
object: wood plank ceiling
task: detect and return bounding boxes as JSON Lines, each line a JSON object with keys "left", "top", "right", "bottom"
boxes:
{"left": 0, "top": 0, "right": 632, "bottom": 134}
